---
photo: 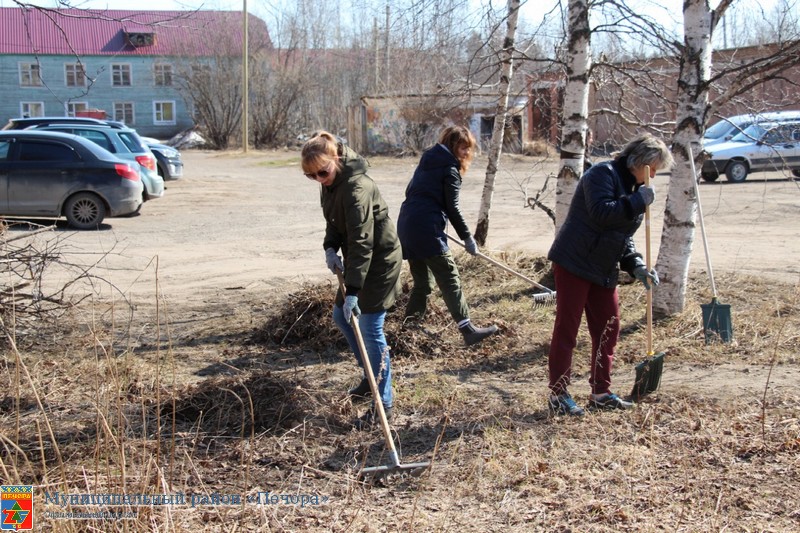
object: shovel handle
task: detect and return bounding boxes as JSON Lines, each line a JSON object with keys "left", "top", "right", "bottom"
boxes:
{"left": 335, "top": 271, "right": 399, "bottom": 465}
{"left": 687, "top": 145, "right": 719, "bottom": 299}
{"left": 644, "top": 166, "right": 654, "bottom": 356}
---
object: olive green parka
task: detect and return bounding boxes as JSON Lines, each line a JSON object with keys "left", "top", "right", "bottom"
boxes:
{"left": 321, "top": 143, "right": 402, "bottom": 313}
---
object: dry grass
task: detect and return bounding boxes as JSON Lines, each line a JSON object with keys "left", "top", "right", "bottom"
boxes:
{"left": 1, "top": 250, "right": 799, "bottom": 531}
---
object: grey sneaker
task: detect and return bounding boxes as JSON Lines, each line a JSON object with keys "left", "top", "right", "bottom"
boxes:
{"left": 587, "top": 393, "right": 633, "bottom": 411}
{"left": 548, "top": 393, "right": 585, "bottom": 417}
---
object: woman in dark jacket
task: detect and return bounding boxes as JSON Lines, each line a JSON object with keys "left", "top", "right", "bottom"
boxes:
{"left": 396, "top": 125, "right": 498, "bottom": 346}
{"left": 547, "top": 133, "right": 673, "bottom": 416}
{"left": 301, "top": 131, "right": 402, "bottom": 429}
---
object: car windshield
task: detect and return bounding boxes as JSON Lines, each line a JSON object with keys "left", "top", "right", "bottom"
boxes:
{"left": 705, "top": 117, "right": 750, "bottom": 139}
{"left": 730, "top": 123, "right": 770, "bottom": 143}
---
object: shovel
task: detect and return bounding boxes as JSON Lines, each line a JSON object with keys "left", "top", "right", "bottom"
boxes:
{"left": 335, "top": 271, "right": 431, "bottom": 481}
{"left": 688, "top": 146, "right": 733, "bottom": 343}
{"left": 630, "top": 166, "right": 665, "bottom": 401}
{"left": 445, "top": 233, "right": 556, "bottom": 306}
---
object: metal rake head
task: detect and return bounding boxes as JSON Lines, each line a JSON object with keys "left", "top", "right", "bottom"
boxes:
{"left": 532, "top": 291, "right": 557, "bottom": 307}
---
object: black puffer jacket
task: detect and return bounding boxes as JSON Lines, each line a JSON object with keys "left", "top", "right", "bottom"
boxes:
{"left": 321, "top": 144, "right": 402, "bottom": 313}
{"left": 547, "top": 158, "right": 649, "bottom": 288}
{"left": 396, "top": 144, "right": 472, "bottom": 260}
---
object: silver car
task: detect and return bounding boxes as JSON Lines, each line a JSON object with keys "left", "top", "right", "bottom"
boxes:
{"left": 29, "top": 124, "right": 165, "bottom": 202}
{"left": 702, "top": 121, "right": 800, "bottom": 182}
{"left": 0, "top": 131, "right": 143, "bottom": 229}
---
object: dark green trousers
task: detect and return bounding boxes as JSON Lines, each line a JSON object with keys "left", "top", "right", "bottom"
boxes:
{"left": 406, "top": 252, "right": 469, "bottom": 324}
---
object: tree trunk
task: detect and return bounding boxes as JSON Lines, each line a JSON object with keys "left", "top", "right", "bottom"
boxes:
{"left": 654, "top": 0, "right": 727, "bottom": 317}
{"left": 554, "top": 0, "right": 591, "bottom": 233}
{"left": 474, "top": 0, "right": 520, "bottom": 246}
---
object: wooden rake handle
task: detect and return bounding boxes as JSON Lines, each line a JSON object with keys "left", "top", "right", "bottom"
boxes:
{"left": 335, "top": 271, "right": 400, "bottom": 466}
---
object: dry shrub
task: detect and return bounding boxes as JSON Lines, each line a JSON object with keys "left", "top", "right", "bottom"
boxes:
{"left": 522, "top": 139, "right": 554, "bottom": 157}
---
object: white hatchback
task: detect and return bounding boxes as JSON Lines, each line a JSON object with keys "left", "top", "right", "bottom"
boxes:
{"left": 701, "top": 121, "right": 800, "bottom": 182}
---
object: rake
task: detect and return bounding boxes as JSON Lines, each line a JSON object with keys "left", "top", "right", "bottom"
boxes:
{"left": 335, "top": 271, "right": 431, "bottom": 481}
{"left": 630, "top": 165, "right": 665, "bottom": 401}
{"left": 445, "top": 233, "right": 557, "bottom": 306}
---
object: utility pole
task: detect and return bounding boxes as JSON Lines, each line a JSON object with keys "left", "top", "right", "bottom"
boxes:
{"left": 242, "top": 0, "right": 249, "bottom": 153}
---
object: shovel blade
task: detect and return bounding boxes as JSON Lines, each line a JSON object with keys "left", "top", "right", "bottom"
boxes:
{"left": 630, "top": 352, "right": 665, "bottom": 401}
{"left": 701, "top": 301, "right": 733, "bottom": 344}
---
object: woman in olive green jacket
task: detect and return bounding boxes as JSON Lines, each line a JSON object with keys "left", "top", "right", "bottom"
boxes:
{"left": 301, "top": 131, "right": 402, "bottom": 429}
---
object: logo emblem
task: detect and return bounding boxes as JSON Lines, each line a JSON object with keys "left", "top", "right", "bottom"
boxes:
{"left": 1, "top": 486, "right": 33, "bottom": 530}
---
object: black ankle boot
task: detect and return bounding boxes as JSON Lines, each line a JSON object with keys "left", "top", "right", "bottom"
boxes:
{"left": 459, "top": 322, "right": 499, "bottom": 346}
{"left": 348, "top": 378, "right": 371, "bottom": 400}
{"left": 353, "top": 405, "right": 393, "bottom": 430}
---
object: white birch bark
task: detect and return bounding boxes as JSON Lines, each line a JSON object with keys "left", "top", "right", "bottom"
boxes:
{"left": 554, "top": 0, "right": 591, "bottom": 233}
{"left": 654, "top": 0, "right": 729, "bottom": 316}
{"left": 474, "top": 0, "right": 520, "bottom": 246}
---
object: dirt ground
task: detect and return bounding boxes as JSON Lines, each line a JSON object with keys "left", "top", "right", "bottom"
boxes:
{"left": 23, "top": 147, "right": 800, "bottom": 304}
{"left": 4, "top": 148, "right": 800, "bottom": 532}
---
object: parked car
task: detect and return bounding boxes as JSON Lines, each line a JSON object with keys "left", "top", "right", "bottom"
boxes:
{"left": 703, "top": 110, "right": 800, "bottom": 147}
{"left": 701, "top": 121, "right": 800, "bottom": 182}
{"left": 0, "top": 130, "right": 143, "bottom": 229}
{"left": 28, "top": 123, "right": 164, "bottom": 201}
{"left": 140, "top": 137, "right": 184, "bottom": 180}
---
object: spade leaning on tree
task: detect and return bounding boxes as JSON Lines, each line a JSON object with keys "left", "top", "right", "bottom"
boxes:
{"left": 301, "top": 131, "right": 403, "bottom": 430}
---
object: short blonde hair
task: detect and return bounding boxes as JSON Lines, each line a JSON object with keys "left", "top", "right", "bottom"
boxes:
{"left": 301, "top": 131, "right": 341, "bottom": 175}
{"left": 614, "top": 133, "right": 674, "bottom": 171}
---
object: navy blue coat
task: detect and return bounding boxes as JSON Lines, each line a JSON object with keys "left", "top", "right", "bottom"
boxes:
{"left": 548, "top": 159, "right": 649, "bottom": 288}
{"left": 396, "top": 144, "right": 472, "bottom": 260}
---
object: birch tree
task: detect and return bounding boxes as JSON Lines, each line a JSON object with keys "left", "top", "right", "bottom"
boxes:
{"left": 474, "top": 0, "right": 520, "bottom": 246}
{"left": 553, "top": 0, "right": 591, "bottom": 232}
{"left": 654, "top": 0, "right": 800, "bottom": 316}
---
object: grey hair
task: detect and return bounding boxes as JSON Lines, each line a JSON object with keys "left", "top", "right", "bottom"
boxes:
{"left": 613, "top": 133, "right": 674, "bottom": 171}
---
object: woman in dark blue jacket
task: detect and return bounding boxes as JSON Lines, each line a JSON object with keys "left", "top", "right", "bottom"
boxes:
{"left": 547, "top": 133, "right": 673, "bottom": 416}
{"left": 397, "top": 125, "right": 498, "bottom": 346}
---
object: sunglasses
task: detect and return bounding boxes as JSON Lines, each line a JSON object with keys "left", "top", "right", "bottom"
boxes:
{"left": 305, "top": 161, "right": 335, "bottom": 180}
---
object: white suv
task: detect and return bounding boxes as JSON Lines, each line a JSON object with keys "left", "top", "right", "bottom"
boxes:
{"left": 701, "top": 121, "right": 800, "bottom": 182}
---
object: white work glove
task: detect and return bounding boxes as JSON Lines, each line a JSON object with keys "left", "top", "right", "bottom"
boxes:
{"left": 343, "top": 295, "right": 361, "bottom": 323}
{"left": 633, "top": 266, "right": 660, "bottom": 290}
{"left": 638, "top": 185, "right": 655, "bottom": 206}
{"left": 464, "top": 236, "right": 479, "bottom": 256}
{"left": 325, "top": 248, "right": 344, "bottom": 274}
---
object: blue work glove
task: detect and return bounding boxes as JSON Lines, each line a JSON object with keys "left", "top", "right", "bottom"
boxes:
{"left": 343, "top": 295, "right": 361, "bottom": 323}
{"left": 638, "top": 185, "right": 655, "bottom": 205}
{"left": 325, "top": 248, "right": 344, "bottom": 274}
{"left": 464, "top": 236, "right": 479, "bottom": 256}
{"left": 633, "top": 266, "right": 660, "bottom": 290}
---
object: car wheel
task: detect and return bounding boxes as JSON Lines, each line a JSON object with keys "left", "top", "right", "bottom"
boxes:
{"left": 64, "top": 192, "right": 106, "bottom": 229}
{"left": 725, "top": 161, "right": 749, "bottom": 182}
{"left": 792, "top": 169, "right": 800, "bottom": 178}
{"left": 702, "top": 173, "right": 719, "bottom": 182}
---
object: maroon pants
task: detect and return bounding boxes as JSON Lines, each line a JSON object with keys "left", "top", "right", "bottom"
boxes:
{"left": 548, "top": 264, "right": 620, "bottom": 396}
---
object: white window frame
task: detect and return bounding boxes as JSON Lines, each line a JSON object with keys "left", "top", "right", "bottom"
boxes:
{"left": 111, "top": 63, "right": 132, "bottom": 87}
{"left": 154, "top": 63, "right": 173, "bottom": 86}
{"left": 20, "top": 102, "right": 45, "bottom": 117}
{"left": 66, "top": 102, "right": 89, "bottom": 117}
{"left": 114, "top": 102, "right": 135, "bottom": 125}
{"left": 153, "top": 101, "right": 176, "bottom": 125}
{"left": 65, "top": 63, "right": 86, "bottom": 87}
{"left": 19, "top": 63, "right": 42, "bottom": 87}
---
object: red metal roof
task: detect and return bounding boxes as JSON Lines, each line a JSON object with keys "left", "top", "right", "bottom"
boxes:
{"left": 0, "top": 7, "right": 271, "bottom": 56}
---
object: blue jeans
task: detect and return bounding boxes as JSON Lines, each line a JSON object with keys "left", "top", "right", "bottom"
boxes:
{"left": 332, "top": 305, "right": 393, "bottom": 408}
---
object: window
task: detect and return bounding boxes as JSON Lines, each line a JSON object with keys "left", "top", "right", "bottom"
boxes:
{"left": 18, "top": 141, "right": 77, "bottom": 162}
{"left": 65, "top": 63, "right": 86, "bottom": 87}
{"left": 19, "top": 63, "right": 42, "bottom": 86}
{"left": 154, "top": 101, "right": 176, "bottom": 125}
{"left": 73, "top": 130, "right": 114, "bottom": 152}
{"left": 112, "top": 64, "right": 132, "bottom": 86}
{"left": 66, "top": 102, "right": 88, "bottom": 117}
{"left": 114, "top": 102, "right": 134, "bottom": 125}
{"left": 0, "top": 141, "right": 10, "bottom": 161}
{"left": 21, "top": 102, "right": 44, "bottom": 118}
{"left": 154, "top": 64, "right": 173, "bottom": 86}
